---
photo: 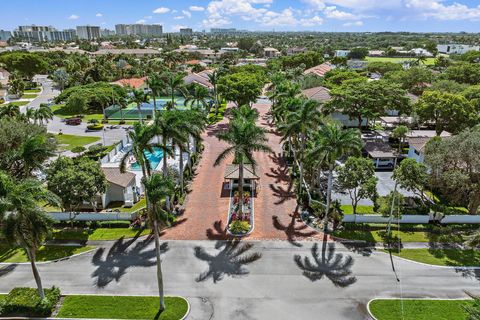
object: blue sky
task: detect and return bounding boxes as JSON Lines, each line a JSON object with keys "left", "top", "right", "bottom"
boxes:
{"left": 1, "top": 0, "right": 480, "bottom": 32}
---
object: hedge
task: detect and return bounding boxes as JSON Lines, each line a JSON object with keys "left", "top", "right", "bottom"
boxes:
{"left": 0, "top": 287, "right": 61, "bottom": 317}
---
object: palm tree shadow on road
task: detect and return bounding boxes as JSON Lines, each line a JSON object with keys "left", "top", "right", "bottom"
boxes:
{"left": 194, "top": 239, "right": 262, "bottom": 283}
{"left": 272, "top": 214, "right": 318, "bottom": 247}
{"left": 91, "top": 235, "right": 168, "bottom": 288}
{"left": 0, "top": 264, "right": 17, "bottom": 278}
{"left": 294, "top": 234, "right": 357, "bottom": 287}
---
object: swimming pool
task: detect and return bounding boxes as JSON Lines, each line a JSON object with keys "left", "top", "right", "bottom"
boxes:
{"left": 130, "top": 148, "right": 164, "bottom": 171}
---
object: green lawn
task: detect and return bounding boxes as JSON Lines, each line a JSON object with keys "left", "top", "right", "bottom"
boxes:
{"left": 24, "top": 88, "right": 41, "bottom": 93}
{"left": 0, "top": 245, "right": 94, "bottom": 263}
{"left": 365, "top": 56, "right": 436, "bottom": 65}
{"left": 340, "top": 205, "right": 375, "bottom": 215}
{"left": 389, "top": 248, "right": 480, "bottom": 266}
{"left": 369, "top": 299, "right": 470, "bottom": 320}
{"left": 56, "top": 295, "right": 189, "bottom": 319}
{"left": 0, "top": 101, "right": 30, "bottom": 107}
{"left": 51, "top": 227, "right": 150, "bottom": 241}
{"left": 106, "top": 198, "right": 146, "bottom": 213}
{"left": 55, "top": 134, "right": 101, "bottom": 151}
{"left": 21, "top": 93, "right": 38, "bottom": 99}
{"left": 334, "top": 228, "right": 430, "bottom": 243}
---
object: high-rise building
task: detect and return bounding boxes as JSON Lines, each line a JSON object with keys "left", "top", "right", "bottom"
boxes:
{"left": 115, "top": 24, "right": 163, "bottom": 36}
{"left": 180, "top": 28, "right": 193, "bottom": 36}
{"left": 76, "top": 26, "right": 100, "bottom": 40}
{"left": 13, "top": 25, "right": 76, "bottom": 42}
{"left": 100, "top": 28, "right": 116, "bottom": 37}
{"left": 210, "top": 28, "right": 237, "bottom": 34}
{"left": 0, "top": 30, "right": 11, "bottom": 41}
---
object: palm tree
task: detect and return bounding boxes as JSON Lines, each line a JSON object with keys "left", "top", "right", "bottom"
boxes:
{"left": 120, "top": 123, "right": 155, "bottom": 179}
{"left": 25, "top": 107, "right": 36, "bottom": 124}
{"left": 35, "top": 104, "right": 54, "bottom": 126}
{"left": 175, "top": 110, "right": 207, "bottom": 194}
{"left": 184, "top": 84, "right": 211, "bottom": 111}
{"left": 278, "top": 99, "right": 322, "bottom": 194}
{"left": 392, "top": 125, "right": 409, "bottom": 167}
{"left": 0, "top": 172, "right": 60, "bottom": 299}
{"left": 146, "top": 74, "right": 163, "bottom": 116}
{"left": 153, "top": 110, "right": 186, "bottom": 176}
{"left": 129, "top": 89, "right": 149, "bottom": 124}
{"left": 143, "top": 173, "right": 175, "bottom": 311}
{"left": 214, "top": 117, "right": 272, "bottom": 216}
{"left": 307, "top": 123, "right": 363, "bottom": 230}
{"left": 231, "top": 105, "right": 259, "bottom": 123}
{"left": 161, "top": 72, "right": 184, "bottom": 110}
{"left": 0, "top": 104, "right": 21, "bottom": 119}
{"left": 207, "top": 71, "right": 221, "bottom": 115}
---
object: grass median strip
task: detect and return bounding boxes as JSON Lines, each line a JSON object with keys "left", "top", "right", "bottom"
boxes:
{"left": 369, "top": 299, "right": 471, "bottom": 320}
{"left": 56, "top": 295, "right": 189, "bottom": 319}
{"left": 388, "top": 248, "right": 480, "bottom": 266}
{"left": 51, "top": 228, "right": 150, "bottom": 241}
{"left": 0, "top": 245, "right": 94, "bottom": 263}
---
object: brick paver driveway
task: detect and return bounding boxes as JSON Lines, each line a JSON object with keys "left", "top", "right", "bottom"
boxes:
{"left": 161, "top": 102, "right": 321, "bottom": 242}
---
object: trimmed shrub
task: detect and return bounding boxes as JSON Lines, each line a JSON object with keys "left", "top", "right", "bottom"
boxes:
{"left": 229, "top": 220, "right": 251, "bottom": 234}
{"left": 0, "top": 287, "right": 61, "bottom": 317}
{"left": 98, "top": 221, "right": 131, "bottom": 228}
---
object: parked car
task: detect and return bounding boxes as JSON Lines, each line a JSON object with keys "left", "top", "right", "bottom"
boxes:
{"left": 65, "top": 117, "right": 82, "bottom": 125}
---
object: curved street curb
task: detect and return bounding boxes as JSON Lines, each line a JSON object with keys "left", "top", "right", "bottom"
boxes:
{"left": 378, "top": 250, "right": 480, "bottom": 269}
{"left": 0, "top": 248, "right": 96, "bottom": 266}
{"left": 366, "top": 299, "right": 377, "bottom": 320}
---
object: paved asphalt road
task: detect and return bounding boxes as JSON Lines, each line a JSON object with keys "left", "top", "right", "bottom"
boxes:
{"left": 1, "top": 239, "right": 478, "bottom": 319}
{"left": 27, "top": 76, "right": 127, "bottom": 147}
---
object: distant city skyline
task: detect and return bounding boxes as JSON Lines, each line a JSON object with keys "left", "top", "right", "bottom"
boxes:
{"left": 1, "top": 0, "right": 480, "bottom": 33}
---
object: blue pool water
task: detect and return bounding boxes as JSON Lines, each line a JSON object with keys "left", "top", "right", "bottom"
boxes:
{"left": 130, "top": 148, "right": 164, "bottom": 171}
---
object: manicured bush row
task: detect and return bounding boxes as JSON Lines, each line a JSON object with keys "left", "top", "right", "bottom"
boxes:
{"left": 0, "top": 287, "right": 61, "bottom": 317}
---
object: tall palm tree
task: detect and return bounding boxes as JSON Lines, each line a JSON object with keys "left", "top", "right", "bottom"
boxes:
{"left": 392, "top": 125, "right": 409, "bottom": 167}
{"left": 143, "top": 173, "right": 175, "bottom": 311}
{"left": 146, "top": 74, "right": 163, "bottom": 116}
{"left": 175, "top": 110, "right": 207, "bottom": 194}
{"left": 307, "top": 123, "right": 363, "bottom": 230}
{"left": 184, "top": 84, "right": 211, "bottom": 111}
{"left": 278, "top": 99, "right": 322, "bottom": 194}
{"left": 25, "top": 107, "right": 37, "bottom": 124}
{"left": 0, "top": 172, "right": 60, "bottom": 299}
{"left": 161, "top": 72, "right": 184, "bottom": 110}
{"left": 207, "top": 71, "right": 221, "bottom": 115}
{"left": 120, "top": 123, "right": 155, "bottom": 179}
{"left": 214, "top": 117, "right": 272, "bottom": 216}
{"left": 153, "top": 110, "right": 186, "bottom": 176}
{"left": 129, "top": 89, "right": 149, "bottom": 124}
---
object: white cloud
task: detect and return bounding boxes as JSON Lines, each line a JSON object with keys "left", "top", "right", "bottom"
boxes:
{"left": 300, "top": 15, "right": 324, "bottom": 26}
{"left": 136, "top": 19, "right": 147, "bottom": 24}
{"left": 324, "top": 6, "right": 360, "bottom": 20}
{"left": 144, "top": 15, "right": 152, "bottom": 20}
{"left": 202, "top": 17, "right": 231, "bottom": 27}
{"left": 153, "top": 7, "right": 170, "bottom": 14}
{"left": 343, "top": 20, "right": 363, "bottom": 26}
{"left": 171, "top": 24, "right": 187, "bottom": 32}
{"left": 68, "top": 14, "right": 79, "bottom": 20}
{"left": 96, "top": 13, "right": 103, "bottom": 17}
{"left": 189, "top": 6, "right": 205, "bottom": 11}
{"left": 182, "top": 10, "right": 192, "bottom": 18}
{"left": 405, "top": 0, "right": 480, "bottom": 21}
{"left": 174, "top": 16, "right": 185, "bottom": 20}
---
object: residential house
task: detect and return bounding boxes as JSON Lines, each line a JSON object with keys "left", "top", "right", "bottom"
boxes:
{"left": 437, "top": 44, "right": 480, "bottom": 55}
{"left": 183, "top": 70, "right": 214, "bottom": 89}
{"left": 335, "top": 50, "right": 350, "bottom": 57}
{"left": 101, "top": 167, "right": 138, "bottom": 208}
{"left": 364, "top": 141, "right": 397, "bottom": 169}
{"left": 112, "top": 77, "right": 147, "bottom": 90}
{"left": 406, "top": 130, "right": 451, "bottom": 163}
{"left": 263, "top": 47, "right": 281, "bottom": 58}
{"left": 287, "top": 47, "right": 307, "bottom": 55}
{"left": 303, "top": 62, "right": 333, "bottom": 77}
